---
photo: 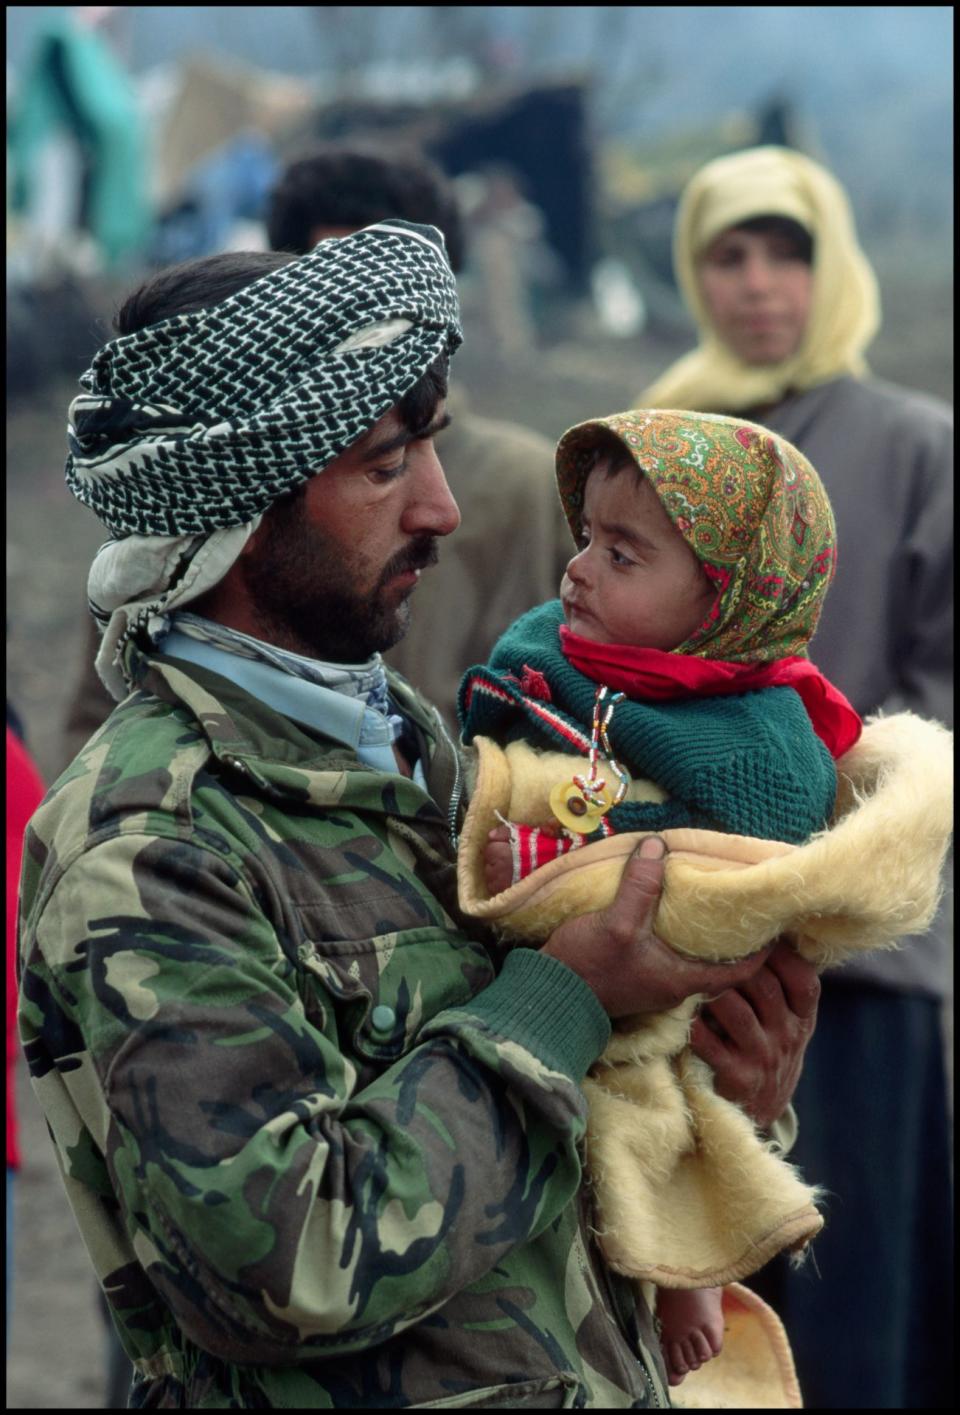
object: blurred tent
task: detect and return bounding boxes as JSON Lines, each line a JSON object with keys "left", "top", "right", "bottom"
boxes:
{"left": 430, "top": 81, "right": 593, "bottom": 295}
{"left": 148, "top": 131, "right": 279, "bottom": 268}
{"left": 144, "top": 57, "right": 314, "bottom": 266}
{"left": 282, "top": 79, "right": 595, "bottom": 294}
{"left": 150, "top": 56, "right": 316, "bottom": 211}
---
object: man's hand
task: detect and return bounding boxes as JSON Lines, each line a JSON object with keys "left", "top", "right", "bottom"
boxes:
{"left": 689, "top": 939, "right": 820, "bottom": 1131}
{"left": 541, "top": 837, "right": 775, "bottom": 1017}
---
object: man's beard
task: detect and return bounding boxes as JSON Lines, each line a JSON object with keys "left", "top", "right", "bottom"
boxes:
{"left": 241, "top": 497, "right": 438, "bottom": 662}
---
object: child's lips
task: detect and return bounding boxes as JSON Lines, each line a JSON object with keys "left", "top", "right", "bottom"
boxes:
{"left": 564, "top": 598, "right": 595, "bottom": 624}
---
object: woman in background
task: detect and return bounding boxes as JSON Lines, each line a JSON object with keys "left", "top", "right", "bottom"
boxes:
{"left": 640, "top": 145, "right": 953, "bottom": 1411}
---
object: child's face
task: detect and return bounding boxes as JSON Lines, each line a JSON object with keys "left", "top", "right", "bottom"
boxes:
{"left": 560, "top": 462, "right": 716, "bottom": 650}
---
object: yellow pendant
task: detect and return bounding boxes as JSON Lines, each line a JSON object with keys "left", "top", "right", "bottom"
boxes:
{"left": 549, "top": 777, "right": 615, "bottom": 834}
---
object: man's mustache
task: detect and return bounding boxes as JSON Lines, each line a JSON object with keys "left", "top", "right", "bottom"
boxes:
{"left": 378, "top": 537, "right": 439, "bottom": 585}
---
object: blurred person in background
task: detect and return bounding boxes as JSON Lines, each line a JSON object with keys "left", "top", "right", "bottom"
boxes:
{"left": 455, "top": 162, "right": 559, "bottom": 361}
{"left": 640, "top": 144, "right": 953, "bottom": 1411}
{"left": 6, "top": 704, "right": 46, "bottom": 1340}
{"left": 7, "top": 6, "right": 149, "bottom": 277}
{"left": 58, "top": 141, "right": 568, "bottom": 765}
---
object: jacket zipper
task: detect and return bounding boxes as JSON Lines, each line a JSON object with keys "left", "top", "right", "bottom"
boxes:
{"left": 435, "top": 716, "right": 463, "bottom": 852}
{"left": 586, "top": 1192, "right": 666, "bottom": 1408}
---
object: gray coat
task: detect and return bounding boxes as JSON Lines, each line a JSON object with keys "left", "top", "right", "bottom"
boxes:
{"left": 758, "top": 375, "right": 953, "bottom": 997}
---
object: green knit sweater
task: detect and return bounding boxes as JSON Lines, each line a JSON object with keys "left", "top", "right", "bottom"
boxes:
{"left": 458, "top": 601, "right": 836, "bottom": 846}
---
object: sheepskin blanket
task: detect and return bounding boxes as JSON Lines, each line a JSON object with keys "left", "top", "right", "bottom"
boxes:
{"left": 456, "top": 711, "right": 953, "bottom": 1290}
{"left": 665, "top": 1282, "right": 803, "bottom": 1409}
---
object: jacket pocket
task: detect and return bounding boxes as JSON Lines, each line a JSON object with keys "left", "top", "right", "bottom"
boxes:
{"left": 299, "top": 924, "right": 494, "bottom": 1063}
{"left": 412, "top": 1373, "right": 583, "bottom": 1408}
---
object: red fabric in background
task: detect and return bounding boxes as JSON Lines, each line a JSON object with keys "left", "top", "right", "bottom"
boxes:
{"left": 559, "top": 625, "right": 862, "bottom": 760}
{"left": 7, "top": 726, "right": 46, "bottom": 1169}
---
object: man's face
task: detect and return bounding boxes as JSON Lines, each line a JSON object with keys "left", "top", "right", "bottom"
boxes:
{"left": 698, "top": 225, "right": 814, "bottom": 366}
{"left": 241, "top": 402, "right": 459, "bottom": 661}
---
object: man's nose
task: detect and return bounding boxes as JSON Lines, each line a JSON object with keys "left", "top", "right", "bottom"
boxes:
{"left": 404, "top": 444, "right": 461, "bottom": 537}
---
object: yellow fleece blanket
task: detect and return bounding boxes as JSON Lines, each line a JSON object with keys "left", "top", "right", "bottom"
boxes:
{"left": 457, "top": 712, "right": 953, "bottom": 1293}
{"left": 665, "top": 1282, "right": 803, "bottom": 1409}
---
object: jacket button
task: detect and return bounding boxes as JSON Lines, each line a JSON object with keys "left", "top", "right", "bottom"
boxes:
{"left": 371, "top": 1004, "right": 396, "bottom": 1032}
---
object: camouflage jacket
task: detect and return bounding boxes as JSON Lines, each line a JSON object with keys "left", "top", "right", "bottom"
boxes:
{"left": 18, "top": 647, "right": 670, "bottom": 1409}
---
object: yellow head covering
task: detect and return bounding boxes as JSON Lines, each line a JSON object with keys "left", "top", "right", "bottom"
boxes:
{"left": 640, "top": 146, "right": 881, "bottom": 413}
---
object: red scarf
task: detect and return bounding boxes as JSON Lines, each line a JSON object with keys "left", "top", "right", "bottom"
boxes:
{"left": 559, "top": 626, "right": 862, "bottom": 760}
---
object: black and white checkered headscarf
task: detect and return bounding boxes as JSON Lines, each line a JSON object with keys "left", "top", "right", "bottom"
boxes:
{"left": 66, "top": 220, "right": 462, "bottom": 538}
{"left": 71, "top": 220, "right": 461, "bottom": 700}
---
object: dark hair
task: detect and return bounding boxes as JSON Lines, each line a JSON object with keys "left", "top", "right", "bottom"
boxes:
{"left": 266, "top": 141, "right": 465, "bottom": 272}
{"left": 113, "top": 251, "right": 298, "bottom": 333}
{"left": 730, "top": 215, "right": 814, "bottom": 264}
{"left": 584, "top": 431, "right": 642, "bottom": 486}
{"left": 112, "top": 250, "right": 448, "bottom": 440}
{"left": 398, "top": 349, "right": 449, "bottom": 435}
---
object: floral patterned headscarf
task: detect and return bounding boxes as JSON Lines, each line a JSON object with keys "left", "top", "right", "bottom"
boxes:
{"left": 555, "top": 407, "right": 837, "bottom": 664}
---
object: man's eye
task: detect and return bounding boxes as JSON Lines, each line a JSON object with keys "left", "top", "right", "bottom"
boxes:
{"left": 370, "top": 463, "right": 405, "bottom": 483}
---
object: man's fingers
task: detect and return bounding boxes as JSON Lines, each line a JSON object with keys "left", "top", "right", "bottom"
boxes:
{"left": 686, "top": 942, "right": 775, "bottom": 995}
{"left": 701, "top": 988, "right": 765, "bottom": 1048}
{"left": 700, "top": 942, "right": 820, "bottom": 1028}
{"left": 689, "top": 1014, "right": 728, "bottom": 1063}
{"left": 767, "top": 939, "right": 822, "bottom": 1018}
{"left": 726, "top": 962, "right": 786, "bottom": 1027}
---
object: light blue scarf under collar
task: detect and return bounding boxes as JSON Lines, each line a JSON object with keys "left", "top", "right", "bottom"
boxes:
{"left": 158, "top": 612, "right": 425, "bottom": 785}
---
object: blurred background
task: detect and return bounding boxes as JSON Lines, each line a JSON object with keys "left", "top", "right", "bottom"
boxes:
{"left": 6, "top": 5, "right": 953, "bottom": 1407}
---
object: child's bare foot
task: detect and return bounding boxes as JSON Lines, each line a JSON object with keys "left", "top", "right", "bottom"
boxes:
{"left": 656, "top": 1286, "right": 725, "bottom": 1387}
{"left": 484, "top": 826, "right": 515, "bottom": 895}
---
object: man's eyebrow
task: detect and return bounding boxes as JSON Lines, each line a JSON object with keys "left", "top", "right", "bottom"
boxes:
{"left": 360, "top": 411, "right": 453, "bottom": 463}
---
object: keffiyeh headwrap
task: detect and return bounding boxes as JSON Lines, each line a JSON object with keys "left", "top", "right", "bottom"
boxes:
{"left": 65, "top": 220, "right": 462, "bottom": 698}
{"left": 555, "top": 408, "right": 837, "bottom": 665}
{"left": 640, "top": 145, "right": 881, "bottom": 413}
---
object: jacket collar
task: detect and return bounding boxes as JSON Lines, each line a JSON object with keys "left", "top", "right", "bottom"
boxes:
{"left": 127, "top": 642, "right": 457, "bottom": 822}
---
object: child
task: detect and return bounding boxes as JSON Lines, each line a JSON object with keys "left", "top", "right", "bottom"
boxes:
{"left": 457, "top": 408, "right": 863, "bottom": 1388}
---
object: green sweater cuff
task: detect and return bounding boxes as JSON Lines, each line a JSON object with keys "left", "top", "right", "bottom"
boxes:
{"left": 465, "top": 947, "right": 611, "bottom": 1084}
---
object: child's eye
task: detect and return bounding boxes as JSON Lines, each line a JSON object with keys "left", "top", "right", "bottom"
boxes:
{"left": 610, "top": 546, "right": 635, "bottom": 567}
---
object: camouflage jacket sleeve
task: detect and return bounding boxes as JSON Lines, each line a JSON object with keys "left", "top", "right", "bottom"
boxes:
{"left": 21, "top": 820, "right": 611, "bottom": 1367}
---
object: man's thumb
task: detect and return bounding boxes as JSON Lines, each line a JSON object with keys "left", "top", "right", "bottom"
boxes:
{"left": 606, "top": 835, "right": 667, "bottom": 931}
